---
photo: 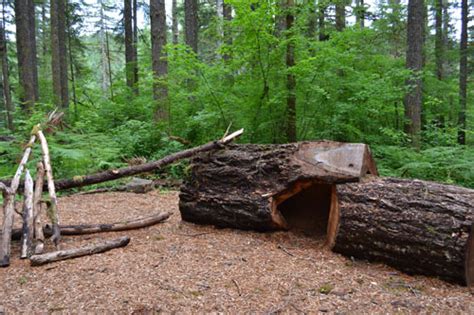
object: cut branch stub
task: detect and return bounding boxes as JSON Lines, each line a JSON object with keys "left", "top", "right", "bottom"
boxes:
{"left": 179, "top": 141, "right": 377, "bottom": 232}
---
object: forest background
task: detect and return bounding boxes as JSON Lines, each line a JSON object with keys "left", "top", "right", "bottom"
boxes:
{"left": 0, "top": 0, "right": 473, "bottom": 189}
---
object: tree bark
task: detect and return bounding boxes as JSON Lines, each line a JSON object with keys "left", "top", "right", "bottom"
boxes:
{"left": 355, "top": 0, "right": 364, "bottom": 28}
{"left": 14, "top": 0, "right": 39, "bottom": 112}
{"left": 124, "top": 0, "right": 138, "bottom": 93}
{"left": 30, "top": 236, "right": 130, "bottom": 266}
{"left": 184, "top": 0, "right": 198, "bottom": 53}
{"left": 333, "top": 177, "right": 474, "bottom": 285}
{"left": 20, "top": 169, "right": 34, "bottom": 258}
{"left": 50, "top": 0, "right": 69, "bottom": 109}
{"left": 150, "top": 0, "right": 169, "bottom": 121}
{"left": 434, "top": 0, "right": 444, "bottom": 80}
{"left": 179, "top": 142, "right": 378, "bottom": 231}
{"left": 457, "top": 0, "right": 468, "bottom": 145}
{"left": 286, "top": 0, "right": 296, "bottom": 142}
{"left": 172, "top": 0, "right": 178, "bottom": 44}
{"left": 99, "top": 0, "right": 111, "bottom": 95}
{"left": 403, "top": 0, "right": 424, "bottom": 148}
{"left": 335, "top": 0, "right": 346, "bottom": 31}
{"left": 0, "top": 13, "right": 13, "bottom": 131}
{"left": 222, "top": 2, "right": 232, "bottom": 62}
{"left": 318, "top": 2, "right": 328, "bottom": 41}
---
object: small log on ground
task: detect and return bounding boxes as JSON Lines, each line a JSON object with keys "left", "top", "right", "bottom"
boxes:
{"left": 179, "top": 141, "right": 377, "bottom": 231}
{"left": 44, "top": 211, "right": 171, "bottom": 235}
{"left": 8, "top": 211, "right": 172, "bottom": 239}
{"left": 29, "top": 236, "right": 130, "bottom": 266}
{"left": 0, "top": 132, "right": 36, "bottom": 267}
{"left": 20, "top": 170, "right": 34, "bottom": 258}
{"left": 33, "top": 162, "right": 46, "bottom": 254}
{"left": 333, "top": 177, "right": 474, "bottom": 285}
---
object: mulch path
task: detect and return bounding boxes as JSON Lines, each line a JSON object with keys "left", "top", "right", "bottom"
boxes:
{"left": 1, "top": 190, "right": 473, "bottom": 313}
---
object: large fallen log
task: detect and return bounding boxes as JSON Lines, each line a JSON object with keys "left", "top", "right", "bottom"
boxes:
{"left": 8, "top": 211, "right": 172, "bottom": 240}
{"left": 30, "top": 236, "right": 130, "bottom": 266}
{"left": 179, "top": 141, "right": 377, "bottom": 231}
{"left": 333, "top": 177, "right": 474, "bottom": 286}
{"left": 0, "top": 129, "right": 244, "bottom": 191}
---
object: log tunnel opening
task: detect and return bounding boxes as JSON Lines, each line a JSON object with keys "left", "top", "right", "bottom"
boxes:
{"left": 274, "top": 182, "right": 338, "bottom": 243}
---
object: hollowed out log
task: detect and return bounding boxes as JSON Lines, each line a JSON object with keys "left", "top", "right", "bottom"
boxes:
{"left": 179, "top": 141, "right": 377, "bottom": 232}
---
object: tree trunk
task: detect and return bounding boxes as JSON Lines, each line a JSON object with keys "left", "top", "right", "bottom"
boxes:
{"left": 14, "top": 0, "right": 39, "bottom": 112}
{"left": 434, "top": 0, "right": 443, "bottom": 80}
{"left": 286, "top": 0, "right": 296, "bottom": 142}
{"left": 355, "top": 0, "right": 364, "bottom": 28}
{"left": 223, "top": 2, "right": 232, "bottom": 62}
{"left": 30, "top": 236, "right": 130, "bottom": 266}
{"left": 0, "top": 15, "right": 13, "bottom": 131}
{"left": 99, "top": 0, "right": 111, "bottom": 95}
{"left": 179, "top": 142, "right": 378, "bottom": 231}
{"left": 124, "top": 0, "right": 137, "bottom": 93}
{"left": 403, "top": 0, "right": 424, "bottom": 148}
{"left": 184, "top": 0, "right": 198, "bottom": 53}
{"left": 333, "top": 177, "right": 474, "bottom": 286}
{"left": 335, "top": 0, "right": 346, "bottom": 31}
{"left": 33, "top": 162, "right": 45, "bottom": 255}
{"left": 150, "top": 0, "right": 168, "bottom": 121}
{"left": 457, "top": 0, "right": 468, "bottom": 145}
{"left": 172, "top": 0, "right": 178, "bottom": 45}
{"left": 50, "top": 0, "right": 69, "bottom": 109}
{"left": 66, "top": 5, "right": 77, "bottom": 119}
{"left": 318, "top": 2, "right": 328, "bottom": 41}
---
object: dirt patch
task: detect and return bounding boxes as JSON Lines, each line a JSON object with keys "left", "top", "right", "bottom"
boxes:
{"left": 1, "top": 190, "right": 473, "bottom": 313}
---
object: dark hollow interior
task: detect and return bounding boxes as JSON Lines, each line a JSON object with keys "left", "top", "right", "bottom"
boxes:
{"left": 277, "top": 183, "right": 332, "bottom": 237}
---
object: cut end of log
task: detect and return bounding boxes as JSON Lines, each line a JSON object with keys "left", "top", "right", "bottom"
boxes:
{"left": 466, "top": 224, "right": 474, "bottom": 287}
{"left": 270, "top": 181, "right": 340, "bottom": 246}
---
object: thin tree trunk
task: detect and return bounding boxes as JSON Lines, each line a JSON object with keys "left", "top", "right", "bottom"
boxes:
{"left": 132, "top": 0, "right": 138, "bottom": 88}
{"left": 335, "top": 0, "right": 345, "bottom": 31}
{"left": 105, "top": 29, "right": 114, "bottom": 100}
{"left": 124, "top": 0, "right": 137, "bottom": 93}
{"left": 184, "top": 0, "right": 198, "bottom": 53}
{"left": 172, "top": 0, "right": 178, "bottom": 45}
{"left": 66, "top": 6, "right": 77, "bottom": 119}
{"left": 434, "top": 0, "right": 443, "bottom": 80}
{"left": 223, "top": 2, "right": 232, "bottom": 62}
{"left": 403, "top": 0, "right": 424, "bottom": 148}
{"left": 286, "top": 0, "right": 296, "bottom": 142}
{"left": 457, "top": 0, "right": 468, "bottom": 145}
{"left": 50, "top": 0, "right": 69, "bottom": 109}
{"left": 98, "top": 0, "right": 111, "bottom": 95}
{"left": 0, "top": 10, "right": 13, "bottom": 131}
{"left": 14, "top": 0, "right": 39, "bottom": 112}
{"left": 318, "top": 1, "right": 328, "bottom": 41}
{"left": 150, "top": 0, "right": 168, "bottom": 121}
{"left": 355, "top": 0, "right": 364, "bottom": 28}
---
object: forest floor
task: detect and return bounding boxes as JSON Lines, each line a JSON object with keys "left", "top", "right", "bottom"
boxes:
{"left": 1, "top": 190, "right": 473, "bottom": 313}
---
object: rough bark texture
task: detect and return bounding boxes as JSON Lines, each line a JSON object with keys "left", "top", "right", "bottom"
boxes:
{"left": 457, "top": 0, "right": 468, "bottom": 145}
{"left": 14, "top": 0, "right": 38, "bottom": 112}
{"left": 124, "top": 0, "right": 138, "bottom": 93}
{"left": 184, "top": 0, "right": 198, "bottom": 53}
{"left": 150, "top": 0, "right": 169, "bottom": 121}
{"left": 180, "top": 142, "right": 377, "bottom": 231}
{"left": 172, "top": 0, "right": 178, "bottom": 45}
{"left": 30, "top": 236, "right": 130, "bottom": 266}
{"left": 0, "top": 18, "right": 13, "bottom": 131}
{"left": 334, "top": 177, "right": 474, "bottom": 285}
{"left": 50, "top": 0, "right": 69, "bottom": 109}
{"left": 403, "top": 0, "right": 424, "bottom": 148}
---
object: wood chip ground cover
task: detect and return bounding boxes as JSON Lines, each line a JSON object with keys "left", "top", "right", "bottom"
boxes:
{"left": 1, "top": 190, "right": 473, "bottom": 313}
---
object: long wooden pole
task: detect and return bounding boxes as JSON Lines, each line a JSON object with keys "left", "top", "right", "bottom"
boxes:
{"left": 33, "top": 162, "right": 46, "bottom": 254}
{"left": 20, "top": 170, "right": 34, "bottom": 258}
{"left": 0, "top": 130, "right": 37, "bottom": 267}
